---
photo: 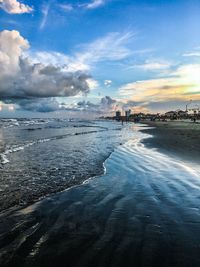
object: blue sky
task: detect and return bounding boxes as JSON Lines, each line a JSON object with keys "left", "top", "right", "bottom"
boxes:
{"left": 0, "top": 0, "right": 200, "bottom": 117}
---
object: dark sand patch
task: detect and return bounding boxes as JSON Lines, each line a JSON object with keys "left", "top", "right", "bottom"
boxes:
{"left": 140, "top": 121, "right": 200, "bottom": 165}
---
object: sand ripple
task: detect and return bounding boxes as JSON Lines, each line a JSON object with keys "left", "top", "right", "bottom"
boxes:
{"left": 1, "top": 126, "right": 200, "bottom": 267}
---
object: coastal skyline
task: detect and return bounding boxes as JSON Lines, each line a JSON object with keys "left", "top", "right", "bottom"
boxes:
{"left": 1, "top": 0, "right": 200, "bottom": 117}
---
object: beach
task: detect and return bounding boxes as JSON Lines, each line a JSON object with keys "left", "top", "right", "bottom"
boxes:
{"left": 141, "top": 120, "right": 200, "bottom": 165}
{"left": 1, "top": 0, "right": 200, "bottom": 266}
{"left": 1, "top": 122, "right": 200, "bottom": 267}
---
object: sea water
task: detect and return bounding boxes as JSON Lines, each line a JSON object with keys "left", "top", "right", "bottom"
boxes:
{"left": 0, "top": 118, "right": 133, "bottom": 210}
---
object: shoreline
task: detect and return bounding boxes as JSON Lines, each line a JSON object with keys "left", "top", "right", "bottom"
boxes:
{"left": 140, "top": 120, "right": 200, "bottom": 165}
{"left": 1, "top": 124, "right": 200, "bottom": 267}
{"left": 0, "top": 121, "right": 133, "bottom": 212}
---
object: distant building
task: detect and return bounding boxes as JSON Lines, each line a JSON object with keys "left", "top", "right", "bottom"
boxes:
{"left": 125, "top": 109, "right": 131, "bottom": 118}
{"left": 176, "top": 110, "right": 187, "bottom": 118}
{"left": 187, "top": 105, "right": 200, "bottom": 115}
{"left": 116, "top": 111, "right": 121, "bottom": 121}
{"left": 164, "top": 110, "right": 188, "bottom": 119}
{"left": 165, "top": 111, "right": 177, "bottom": 118}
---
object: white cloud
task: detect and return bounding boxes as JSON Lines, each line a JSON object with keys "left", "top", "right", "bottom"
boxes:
{"left": 29, "top": 31, "right": 134, "bottom": 71}
{"left": 85, "top": 0, "right": 105, "bottom": 9}
{"left": 182, "top": 46, "right": 200, "bottom": 57}
{"left": 173, "top": 64, "right": 200, "bottom": 85}
{"left": 28, "top": 51, "right": 90, "bottom": 72}
{"left": 0, "top": 29, "right": 29, "bottom": 75}
{"left": 76, "top": 32, "right": 134, "bottom": 66}
{"left": 0, "top": 30, "right": 93, "bottom": 112}
{"left": 183, "top": 52, "right": 200, "bottom": 57}
{"left": 104, "top": 80, "right": 112, "bottom": 87}
{"left": 58, "top": 3, "right": 73, "bottom": 11}
{"left": 86, "top": 78, "right": 99, "bottom": 90}
{"left": 40, "top": 4, "right": 50, "bottom": 30}
{"left": 55, "top": 0, "right": 106, "bottom": 14}
{"left": 128, "top": 60, "right": 172, "bottom": 71}
{"left": 0, "top": 29, "right": 134, "bottom": 113}
{"left": 0, "top": 0, "right": 33, "bottom": 14}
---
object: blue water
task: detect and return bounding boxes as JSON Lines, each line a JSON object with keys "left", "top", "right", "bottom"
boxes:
{"left": 0, "top": 118, "right": 133, "bottom": 210}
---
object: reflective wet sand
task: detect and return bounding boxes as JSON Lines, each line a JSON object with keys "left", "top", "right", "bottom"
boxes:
{"left": 1, "top": 126, "right": 200, "bottom": 267}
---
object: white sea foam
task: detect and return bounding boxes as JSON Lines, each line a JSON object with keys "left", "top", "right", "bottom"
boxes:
{"left": 0, "top": 127, "right": 108, "bottom": 165}
{"left": 1, "top": 153, "right": 10, "bottom": 164}
{"left": 0, "top": 118, "right": 51, "bottom": 129}
{"left": 0, "top": 139, "right": 51, "bottom": 165}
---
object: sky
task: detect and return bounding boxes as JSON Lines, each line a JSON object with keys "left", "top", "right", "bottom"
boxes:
{"left": 0, "top": 0, "right": 200, "bottom": 117}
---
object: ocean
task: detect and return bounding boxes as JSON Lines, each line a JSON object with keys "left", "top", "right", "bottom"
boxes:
{"left": 1, "top": 119, "right": 200, "bottom": 267}
{"left": 0, "top": 118, "right": 133, "bottom": 211}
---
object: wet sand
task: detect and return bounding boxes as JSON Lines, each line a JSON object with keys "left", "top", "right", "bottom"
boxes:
{"left": 1, "top": 125, "right": 200, "bottom": 267}
{"left": 141, "top": 120, "right": 200, "bottom": 165}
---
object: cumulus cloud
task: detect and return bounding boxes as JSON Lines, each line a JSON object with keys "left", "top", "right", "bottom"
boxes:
{"left": 104, "top": 80, "right": 112, "bottom": 87}
{"left": 0, "top": 30, "right": 135, "bottom": 113}
{"left": 100, "top": 95, "right": 116, "bottom": 106}
{"left": 0, "top": 29, "right": 29, "bottom": 75}
{"left": 86, "top": 78, "right": 99, "bottom": 90}
{"left": 63, "top": 96, "right": 117, "bottom": 115}
{"left": 0, "top": 0, "right": 33, "bottom": 14}
{"left": 0, "top": 30, "right": 93, "bottom": 112}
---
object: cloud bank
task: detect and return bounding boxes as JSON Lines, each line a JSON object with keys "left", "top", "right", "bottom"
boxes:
{"left": 0, "top": 30, "right": 92, "bottom": 112}
{"left": 0, "top": 0, "right": 33, "bottom": 14}
{"left": 63, "top": 96, "right": 117, "bottom": 115}
{"left": 119, "top": 63, "right": 200, "bottom": 113}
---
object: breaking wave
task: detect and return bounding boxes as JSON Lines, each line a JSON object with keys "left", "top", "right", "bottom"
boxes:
{"left": 0, "top": 129, "right": 107, "bottom": 165}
